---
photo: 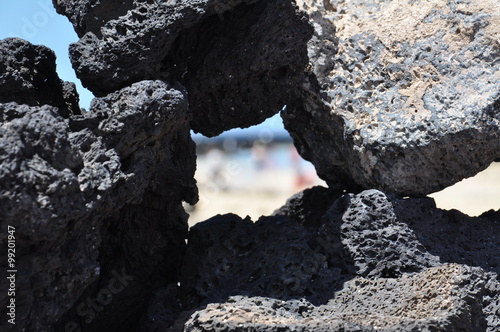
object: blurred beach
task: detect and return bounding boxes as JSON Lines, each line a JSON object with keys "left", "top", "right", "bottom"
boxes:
{"left": 429, "top": 162, "right": 500, "bottom": 216}
{"left": 187, "top": 142, "right": 500, "bottom": 226}
{"left": 187, "top": 115, "right": 500, "bottom": 226}
{"left": 187, "top": 142, "right": 325, "bottom": 226}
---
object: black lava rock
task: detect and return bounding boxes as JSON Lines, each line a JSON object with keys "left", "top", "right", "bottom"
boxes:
{"left": 55, "top": 0, "right": 313, "bottom": 136}
{"left": 0, "top": 38, "right": 81, "bottom": 117}
{"left": 170, "top": 189, "right": 499, "bottom": 331}
{"left": 0, "top": 71, "right": 196, "bottom": 332}
{"left": 182, "top": 264, "right": 494, "bottom": 332}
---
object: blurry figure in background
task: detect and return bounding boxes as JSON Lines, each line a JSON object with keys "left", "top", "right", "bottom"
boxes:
{"left": 206, "top": 146, "right": 228, "bottom": 191}
{"left": 290, "top": 146, "right": 314, "bottom": 190}
{"left": 251, "top": 141, "right": 268, "bottom": 171}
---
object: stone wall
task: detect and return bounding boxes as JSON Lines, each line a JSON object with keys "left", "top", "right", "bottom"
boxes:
{"left": 0, "top": 1, "right": 498, "bottom": 331}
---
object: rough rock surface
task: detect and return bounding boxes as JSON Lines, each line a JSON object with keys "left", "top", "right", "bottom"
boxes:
{"left": 284, "top": 0, "right": 500, "bottom": 195}
{"left": 0, "top": 38, "right": 80, "bottom": 117}
{"left": 324, "top": 190, "right": 442, "bottom": 278}
{"left": 53, "top": 0, "right": 259, "bottom": 96}
{"left": 55, "top": 80, "right": 198, "bottom": 332}
{"left": 183, "top": 264, "right": 493, "bottom": 332}
{"left": 179, "top": 212, "right": 352, "bottom": 308}
{"left": 54, "top": 0, "right": 313, "bottom": 136}
{"left": 3, "top": 1, "right": 500, "bottom": 331}
{"left": 392, "top": 196, "right": 500, "bottom": 276}
{"left": 172, "top": 189, "right": 499, "bottom": 331}
{"left": 0, "top": 38, "right": 197, "bottom": 331}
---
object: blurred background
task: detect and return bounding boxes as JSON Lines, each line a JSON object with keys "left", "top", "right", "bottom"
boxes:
{"left": 188, "top": 114, "right": 500, "bottom": 226}
{"left": 187, "top": 114, "right": 325, "bottom": 226}
{"left": 1, "top": 1, "right": 499, "bottom": 226}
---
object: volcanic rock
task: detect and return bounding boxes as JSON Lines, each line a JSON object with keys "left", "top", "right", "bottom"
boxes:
{"left": 57, "top": 81, "right": 198, "bottom": 332}
{"left": 0, "top": 38, "right": 80, "bottom": 117}
{"left": 179, "top": 212, "right": 352, "bottom": 308}
{"left": 178, "top": 190, "right": 438, "bottom": 311}
{"left": 171, "top": 189, "right": 499, "bottom": 331}
{"left": 324, "top": 189, "right": 442, "bottom": 278}
{"left": 54, "top": 0, "right": 260, "bottom": 96}
{"left": 3, "top": 1, "right": 500, "bottom": 331}
{"left": 183, "top": 264, "right": 494, "bottom": 332}
{"left": 284, "top": 0, "right": 500, "bottom": 195}
{"left": 54, "top": 0, "right": 313, "bottom": 136}
{"left": 0, "top": 40, "right": 196, "bottom": 331}
{"left": 272, "top": 185, "right": 356, "bottom": 227}
{"left": 391, "top": 196, "right": 500, "bottom": 277}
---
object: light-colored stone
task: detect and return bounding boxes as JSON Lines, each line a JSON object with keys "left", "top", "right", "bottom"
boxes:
{"left": 284, "top": 0, "right": 500, "bottom": 195}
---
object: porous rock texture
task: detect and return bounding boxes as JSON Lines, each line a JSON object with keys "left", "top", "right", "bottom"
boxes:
{"left": 182, "top": 264, "right": 493, "bottom": 332}
{"left": 0, "top": 38, "right": 80, "bottom": 117}
{"left": 53, "top": 0, "right": 313, "bottom": 136}
{"left": 2, "top": 0, "right": 500, "bottom": 331}
{"left": 171, "top": 188, "right": 499, "bottom": 331}
{"left": 0, "top": 39, "right": 197, "bottom": 332}
{"left": 284, "top": 0, "right": 500, "bottom": 195}
{"left": 1, "top": 0, "right": 314, "bottom": 330}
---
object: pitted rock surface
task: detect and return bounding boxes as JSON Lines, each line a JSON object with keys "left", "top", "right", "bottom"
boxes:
{"left": 2, "top": 1, "right": 500, "bottom": 331}
{"left": 0, "top": 41, "right": 196, "bottom": 331}
{"left": 182, "top": 264, "right": 494, "bottom": 332}
{"left": 57, "top": 81, "right": 197, "bottom": 332}
{"left": 324, "top": 189, "right": 441, "bottom": 278}
{"left": 171, "top": 189, "right": 499, "bottom": 331}
{"left": 169, "top": 0, "right": 313, "bottom": 136}
{"left": 284, "top": 0, "right": 500, "bottom": 195}
{"left": 53, "top": 0, "right": 258, "bottom": 39}
{"left": 179, "top": 213, "right": 352, "bottom": 308}
{"left": 0, "top": 103, "right": 92, "bottom": 331}
{"left": 392, "top": 195, "right": 500, "bottom": 277}
{"left": 55, "top": 0, "right": 313, "bottom": 136}
{"left": 56, "top": 0, "right": 259, "bottom": 96}
{"left": 0, "top": 38, "right": 80, "bottom": 117}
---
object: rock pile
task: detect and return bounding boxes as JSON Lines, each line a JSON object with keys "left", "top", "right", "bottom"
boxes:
{"left": 53, "top": 0, "right": 313, "bottom": 136}
{"left": 0, "top": 37, "right": 197, "bottom": 331}
{"left": 172, "top": 189, "right": 499, "bottom": 331}
{"left": 181, "top": 264, "right": 493, "bottom": 332}
{"left": 0, "top": 0, "right": 498, "bottom": 332}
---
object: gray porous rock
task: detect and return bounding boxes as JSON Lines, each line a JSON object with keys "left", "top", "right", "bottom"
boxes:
{"left": 3, "top": 0, "right": 500, "bottom": 331}
{"left": 177, "top": 190, "right": 438, "bottom": 313}
{"left": 0, "top": 38, "right": 80, "bottom": 117}
{"left": 324, "top": 189, "right": 442, "bottom": 278}
{"left": 0, "top": 41, "right": 197, "bottom": 331}
{"left": 325, "top": 190, "right": 499, "bottom": 332}
{"left": 330, "top": 190, "right": 500, "bottom": 332}
{"left": 391, "top": 196, "right": 500, "bottom": 277}
{"left": 54, "top": 0, "right": 260, "bottom": 96}
{"left": 58, "top": 80, "right": 197, "bottom": 332}
{"left": 284, "top": 0, "right": 500, "bottom": 195}
{"left": 57, "top": 81, "right": 198, "bottom": 332}
{"left": 169, "top": 189, "right": 499, "bottom": 331}
{"left": 179, "top": 213, "right": 353, "bottom": 308}
{"left": 182, "top": 264, "right": 493, "bottom": 332}
{"left": 54, "top": 0, "right": 313, "bottom": 136}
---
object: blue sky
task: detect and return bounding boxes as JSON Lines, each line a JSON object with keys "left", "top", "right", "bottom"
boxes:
{"left": 0, "top": 0, "right": 288, "bottom": 138}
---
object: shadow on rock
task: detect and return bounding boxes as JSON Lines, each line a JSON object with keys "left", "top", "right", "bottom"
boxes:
{"left": 157, "top": 187, "right": 499, "bottom": 331}
{"left": 392, "top": 196, "right": 500, "bottom": 277}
